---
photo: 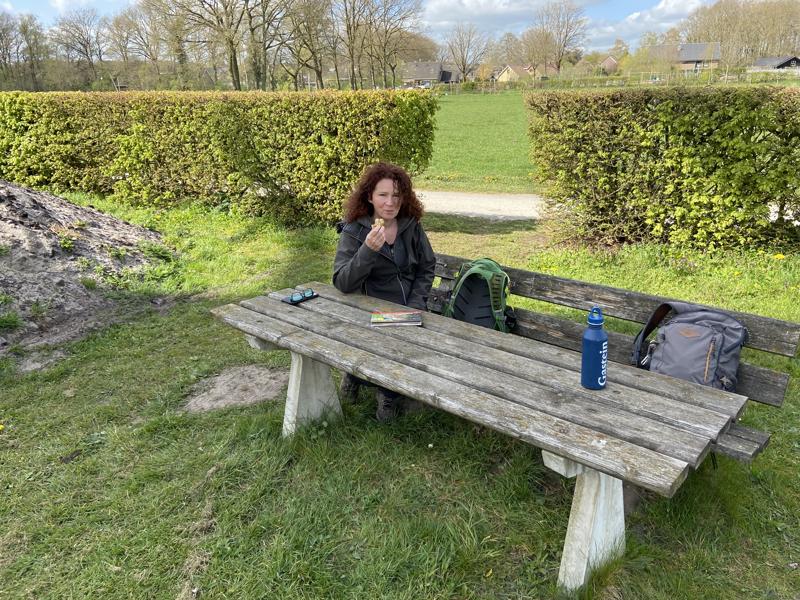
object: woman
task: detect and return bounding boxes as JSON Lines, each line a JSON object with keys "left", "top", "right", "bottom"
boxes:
{"left": 333, "top": 161, "right": 436, "bottom": 422}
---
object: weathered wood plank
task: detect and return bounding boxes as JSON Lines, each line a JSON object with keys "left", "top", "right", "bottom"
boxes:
{"left": 435, "top": 253, "right": 800, "bottom": 357}
{"left": 712, "top": 424, "right": 770, "bottom": 462}
{"left": 270, "top": 291, "right": 739, "bottom": 440}
{"left": 211, "top": 303, "right": 690, "bottom": 496}
{"left": 300, "top": 282, "right": 748, "bottom": 420}
{"left": 513, "top": 309, "right": 788, "bottom": 408}
{"left": 246, "top": 294, "right": 713, "bottom": 467}
{"left": 725, "top": 423, "right": 770, "bottom": 446}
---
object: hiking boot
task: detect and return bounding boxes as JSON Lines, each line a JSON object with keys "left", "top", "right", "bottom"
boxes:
{"left": 338, "top": 373, "right": 361, "bottom": 403}
{"left": 402, "top": 398, "right": 428, "bottom": 414}
{"left": 375, "top": 388, "right": 401, "bottom": 423}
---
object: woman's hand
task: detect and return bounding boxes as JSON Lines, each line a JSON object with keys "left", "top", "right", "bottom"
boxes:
{"left": 365, "top": 225, "right": 385, "bottom": 251}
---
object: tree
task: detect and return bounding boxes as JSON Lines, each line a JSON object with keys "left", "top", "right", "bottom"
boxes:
{"left": 607, "top": 38, "right": 629, "bottom": 60}
{"left": 117, "top": 5, "right": 165, "bottom": 79}
{"left": 520, "top": 26, "right": 555, "bottom": 78}
{"left": 534, "top": 0, "right": 586, "bottom": 73}
{"left": 172, "top": 0, "right": 247, "bottom": 89}
{"left": 244, "top": 0, "right": 289, "bottom": 91}
{"left": 285, "top": 0, "right": 330, "bottom": 89}
{"left": 0, "top": 11, "right": 18, "bottom": 84}
{"left": 444, "top": 22, "right": 489, "bottom": 80}
{"left": 680, "top": 0, "right": 800, "bottom": 67}
{"left": 367, "top": 0, "right": 420, "bottom": 87}
{"left": 18, "top": 15, "right": 48, "bottom": 91}
{"left": 52, "top": 8, "right": 106, "bottom": 82}
{"left": 332, "top": 0, "right": 370, "bottom": 89}
{"left": 490, "top": 32, "right": 523, "bottom": 67}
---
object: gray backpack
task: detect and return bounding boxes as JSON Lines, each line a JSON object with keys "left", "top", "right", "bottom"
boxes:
{"left": 631, "top": 302, "right": 748, "bottom": 392}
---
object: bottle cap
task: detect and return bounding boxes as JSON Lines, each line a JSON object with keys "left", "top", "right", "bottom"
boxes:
{"left": 587, "top": 306, "right": 604, "bottom": 325}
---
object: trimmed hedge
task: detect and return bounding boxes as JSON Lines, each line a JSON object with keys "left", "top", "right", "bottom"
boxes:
{"left": 0, "top": 90, "right": 438, "bottom": 223}
{"left": 527, "top": 87, "right": 800, "bottom": 249}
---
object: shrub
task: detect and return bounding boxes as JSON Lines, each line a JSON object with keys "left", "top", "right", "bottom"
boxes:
{"left": 0, "top": 91, "right": 438, "bottom": 225}
{"left": 527, "top": 87, "right": 800, "bottom": 250}
{"left": 0, "top": 311, "right": 22, "bottom": 332}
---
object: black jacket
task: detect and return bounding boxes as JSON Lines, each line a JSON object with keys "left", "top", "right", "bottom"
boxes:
{"left": 332, "top": 215, "right": 436, "bottom": 310}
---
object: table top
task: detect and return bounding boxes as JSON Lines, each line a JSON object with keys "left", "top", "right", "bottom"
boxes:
{"left": 214, "top": 281, "right": 749, "bottom": 498}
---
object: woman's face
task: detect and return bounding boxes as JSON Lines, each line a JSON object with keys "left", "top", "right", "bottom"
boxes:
{"left": 369, "top": 178, "right": 401, "bottom": 221}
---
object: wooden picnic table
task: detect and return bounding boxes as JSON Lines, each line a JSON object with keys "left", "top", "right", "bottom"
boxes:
{"left": 212, "top": 281, "right": 749, "bottom": 592}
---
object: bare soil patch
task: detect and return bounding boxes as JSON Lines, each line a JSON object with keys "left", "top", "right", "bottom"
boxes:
{"left": 0, "top": 181, "right": 168, "bottom": 358}
{"left": 183, "top": 365, "right": 288, "bottom": 413}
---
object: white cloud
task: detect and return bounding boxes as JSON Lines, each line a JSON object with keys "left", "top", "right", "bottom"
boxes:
{"left": 422, "top": 0, "right": 548, "bottom": 39}
{"left": 49, "top": 0, "right": 90, "bottom": 13}
{"left": 421, "top": 0, "right": 712, "bottom": 51}
{"left": 1, "top": 1, "right": 13, "bottom": 13}
{"left": 586, "top": 0, "right": 708, "bottom": 51}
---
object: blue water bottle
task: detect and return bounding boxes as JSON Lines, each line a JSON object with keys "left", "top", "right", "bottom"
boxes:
{"left": 581, "top": 306, "right": 608, "bottom": 390}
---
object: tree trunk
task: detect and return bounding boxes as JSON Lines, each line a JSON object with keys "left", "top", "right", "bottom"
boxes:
{"left": 227, "top": 39, "right": 241, "bottom": 90}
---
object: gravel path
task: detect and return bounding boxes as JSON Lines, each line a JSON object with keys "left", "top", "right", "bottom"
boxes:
{"left": 417, "top": 189, "right": 545, "bottom": 220}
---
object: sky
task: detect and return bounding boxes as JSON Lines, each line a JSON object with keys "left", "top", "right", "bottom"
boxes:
{"left": 4, "top": 0, "right": 713, "bottom": 52}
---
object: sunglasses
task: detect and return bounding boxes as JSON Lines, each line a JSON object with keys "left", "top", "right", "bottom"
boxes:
{"left": 282, "top": 288, "right": 318, "bottom": 305}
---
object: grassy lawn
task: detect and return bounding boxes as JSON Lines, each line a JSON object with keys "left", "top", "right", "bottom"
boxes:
{"left": 416, "top": 92, "right": 541, "bottom": 195}
{"left": 1, "top": 197, "right": 798, "bottom": 599}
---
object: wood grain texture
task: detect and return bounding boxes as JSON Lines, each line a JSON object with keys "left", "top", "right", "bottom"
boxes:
{"left": 212, "top": 302, "right": 690, "bottom": 496}
{"left": 434, "top": 253, "right": 800, "bottom": 357}
{"left": 299, "top": 282, "right": 748, "bottom": 421}
{"left": 245, "top": 294, "right": 714, "bottom": 467}
{"left": 712, "top": 423, "right": 770, "bottom": 462}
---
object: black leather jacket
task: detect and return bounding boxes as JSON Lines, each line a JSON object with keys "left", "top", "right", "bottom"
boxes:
{"left": 332, "top": 215, "right": 436, "bottom": 310}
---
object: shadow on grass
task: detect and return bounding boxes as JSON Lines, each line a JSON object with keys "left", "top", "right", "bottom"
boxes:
{"left": 423, "top": 212, "right": 540, "bottom": 235}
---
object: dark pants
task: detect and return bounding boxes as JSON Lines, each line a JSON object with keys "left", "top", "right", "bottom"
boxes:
{"left": 342, "top": 373, "right": 402, "bottom": 399}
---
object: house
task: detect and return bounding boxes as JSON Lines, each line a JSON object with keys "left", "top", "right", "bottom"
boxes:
{"left": 400, "top": 61, "right": 463, "bottom": 86}
{"left": 647, "top": 42, "right": 721, "bottom": 71}
{"left": 495, "top": 64, "right": 532, "bottom": 83}
{"left": 748, "top": 56, "right": 800, "bottom": 72}
{"left": 600, "top": 55, "right": 618, "bottom": 74}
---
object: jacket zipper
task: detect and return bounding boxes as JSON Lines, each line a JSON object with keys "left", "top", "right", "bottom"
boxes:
{"left": 396, "top": 274, "right": 407, "bottom": 304}
{"left": 351, "top": 221, "right": 411, "bottom": 305}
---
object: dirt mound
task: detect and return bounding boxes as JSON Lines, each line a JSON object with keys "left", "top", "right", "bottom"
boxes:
{"left": 0, "top": 180, "right": 167, "bottom": 354}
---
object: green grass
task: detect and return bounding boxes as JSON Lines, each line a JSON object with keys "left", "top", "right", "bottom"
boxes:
{"left": 417, "top": 92, "right": 540, "bottom": 194}
{"left": 0, "top": 311, "right": 22, "bottom": 332}
{"left": 1, "top": 199, "right": 798, "bottom": 599}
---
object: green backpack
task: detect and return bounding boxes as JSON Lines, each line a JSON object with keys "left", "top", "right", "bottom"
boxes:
{"left": 443, "top": 258, "right": 515, "bottom": 333}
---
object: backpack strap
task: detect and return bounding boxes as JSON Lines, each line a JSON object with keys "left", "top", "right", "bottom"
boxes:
{"left": 488, "top": 271, "right": 510, "bottom": 331}
{"left": 443, "top": 261, "right": 481, "bottom": 318}
{"left": 631, "top": 302, "right": 674, "bottom": 369}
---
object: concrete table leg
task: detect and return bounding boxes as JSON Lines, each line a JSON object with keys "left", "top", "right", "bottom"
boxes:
{"left": 245, "top": 334, "right": 279, "bottom": 351}
{"left": 542, "top": 451, "right": 625, "bottom": 593}
{"left": 282, "top": 351, "right": 342, "bottom": 437}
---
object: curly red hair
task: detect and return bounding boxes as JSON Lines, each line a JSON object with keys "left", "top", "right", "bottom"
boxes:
{"left": 343, "top": 162, "right": 424, "bottom": 222}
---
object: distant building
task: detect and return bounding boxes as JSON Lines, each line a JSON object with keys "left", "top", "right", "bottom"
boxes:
{"left": 646, "top": 42, "right": 721, "bottom": 71}
{"left": 401, "top": 61, "right": 464, "bottom": 86}
{"left": 600, "top": 56, "right": 618, "bottom": 74}
{"left": 495, "top": 64, "right": 532, "bottom": 83}
{"left": 748, "top": 56, "right": 800, "bottom": 72}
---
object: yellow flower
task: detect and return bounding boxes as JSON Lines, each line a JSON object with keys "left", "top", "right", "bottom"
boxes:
{"left": 0, "top": 424, "right": 5, "bottom": 432}
{"left": 772, "top": 253, "right": 786, "bottom": 260}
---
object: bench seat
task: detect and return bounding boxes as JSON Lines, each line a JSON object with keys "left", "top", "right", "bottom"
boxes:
{"left": 430, "top": 253, "right": 800, "bottom": 462}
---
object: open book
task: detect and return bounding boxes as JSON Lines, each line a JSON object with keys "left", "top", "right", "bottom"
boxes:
{"left": 370, "top": 310, "right": 423, "bottom": 327}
